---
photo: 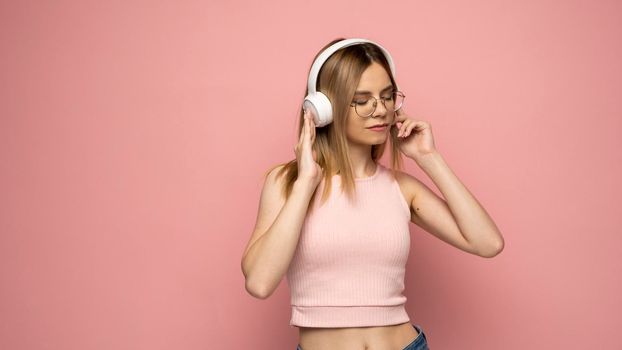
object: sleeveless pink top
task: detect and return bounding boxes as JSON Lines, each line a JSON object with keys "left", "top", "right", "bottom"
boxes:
{"left": 286, "top": 162, "right": 412, "bottom": 327}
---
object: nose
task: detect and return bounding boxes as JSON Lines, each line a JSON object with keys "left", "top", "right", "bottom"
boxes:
{"left": 372, "top": 97, "right": 389, "bottom": 117}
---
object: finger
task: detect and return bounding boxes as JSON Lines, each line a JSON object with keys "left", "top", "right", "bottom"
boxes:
{"left": 403, "top": 120, "right": 418, "bottom": 137}
{"left": 304, "top": 113, "right": 311, "bottom": 134}
{"left": 299, "top": 115, "right": 306, "bottom": 141}
{"left": 310, "top": 117, "right": 316, "bottom": 143}
{"left": 303, "top": 118, "right": 314, "bottom": 160}
{"left": 398, "top": 119, "right": 410, "bottom": 136}
{"left": 303, "top": 114, "right": 311, "bottom": 145}
{"left": 403, "top": 121, "right": 422, "bottom": 137}
{"left": 307, "top": 116, "right": 314, "bottom": 144}
{"left": 307, "top": 119, "right": 316, "bottom": 155}
{"left": 297, "top": 115, "right": 308, "bottom": 152}
{"left": 299, "top": 117, "right": 306, "bottom": 143}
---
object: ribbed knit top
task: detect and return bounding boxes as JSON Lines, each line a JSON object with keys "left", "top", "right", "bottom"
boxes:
{"left": 286, "top": 162, "right": 412, "bottom": 328}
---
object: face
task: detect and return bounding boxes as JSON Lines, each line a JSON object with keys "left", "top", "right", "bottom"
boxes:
{"left": 345, "top": 61, "right": 395, "bottom": 146}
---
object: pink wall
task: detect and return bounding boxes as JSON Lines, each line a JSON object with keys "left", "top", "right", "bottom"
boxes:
{"left": 1, "top": 0, "right": 620, "bottom": 349}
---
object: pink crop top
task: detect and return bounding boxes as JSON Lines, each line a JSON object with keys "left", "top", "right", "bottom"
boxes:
{"left": 285, "top": 162, "right": 413, "bottom": 328}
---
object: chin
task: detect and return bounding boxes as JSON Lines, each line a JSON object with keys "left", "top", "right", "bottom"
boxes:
{"left": 369, "top": 136, "right": 389, "bottom": 145}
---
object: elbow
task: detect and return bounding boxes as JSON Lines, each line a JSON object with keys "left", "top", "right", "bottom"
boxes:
{"left": 479, "top": 237, "right": 504, "bottom": 258}
{"left": 245, "top": 278, "right": 272, "bottom": 299}
{"left": 241, "top": 257, "right": 273, "bottom": 299}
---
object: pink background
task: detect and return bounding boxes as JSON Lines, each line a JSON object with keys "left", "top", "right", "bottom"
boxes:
{"left": 1, "top": 0, "right": 620, "bottom": 349}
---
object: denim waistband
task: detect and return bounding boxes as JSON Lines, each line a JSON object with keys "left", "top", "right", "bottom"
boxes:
{"left": 295, "top": 323, "right": 428, "bottom": 350}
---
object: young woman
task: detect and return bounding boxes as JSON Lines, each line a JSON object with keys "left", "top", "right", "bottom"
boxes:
{"left": 241, "top": 38, "right": 504, "bottom": 350}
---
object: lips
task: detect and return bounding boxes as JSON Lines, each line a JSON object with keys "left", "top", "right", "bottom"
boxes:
{"left": 366, "top": 123, "right": 388, "bottom": 129}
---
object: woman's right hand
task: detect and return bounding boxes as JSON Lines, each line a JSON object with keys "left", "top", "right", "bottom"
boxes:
{"left": 294, "top": 109, "right": 323, "bottom": 188}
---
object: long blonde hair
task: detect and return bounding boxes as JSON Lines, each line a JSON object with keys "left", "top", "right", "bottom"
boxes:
{"left": 265, "top": 37, "right": 406, "bottom": 212}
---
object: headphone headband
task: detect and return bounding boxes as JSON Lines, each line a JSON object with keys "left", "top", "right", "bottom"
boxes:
{"left": 306, "top": 38, "right": 398, "bottom": 94}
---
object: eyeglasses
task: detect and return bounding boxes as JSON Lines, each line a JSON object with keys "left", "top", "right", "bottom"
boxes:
{"left": 350, "top": 91, "right": 405, "bottom": 118}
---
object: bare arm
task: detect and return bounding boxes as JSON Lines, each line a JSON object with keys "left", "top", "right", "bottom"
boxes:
{"left": 241, "top": 110, "right": 323, "bottom": 299}
{"left": 411, "top": 151, "right": 504, "bottom": 258}
{"left": 241, "top": 174, "right": 316, "bottom": 299}
{"left": 392, "top": 111, "right": 504, "bottom": 258}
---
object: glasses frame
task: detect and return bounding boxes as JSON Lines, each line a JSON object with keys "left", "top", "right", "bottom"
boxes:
{"left": 349, "top": 91, "right": 406, "bottom": 118}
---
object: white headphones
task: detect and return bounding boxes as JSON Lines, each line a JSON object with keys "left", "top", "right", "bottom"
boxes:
{"left": 302, "top": 38, "right": 399, "bottom": 127}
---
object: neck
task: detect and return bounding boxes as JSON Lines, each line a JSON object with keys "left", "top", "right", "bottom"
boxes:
{"left": 347, "top": 142, "right": 376, "bottom": 178}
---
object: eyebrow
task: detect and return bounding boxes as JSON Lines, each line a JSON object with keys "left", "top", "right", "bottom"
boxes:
{"left": 354, "top": 85, "right": 394, "bottom": 95}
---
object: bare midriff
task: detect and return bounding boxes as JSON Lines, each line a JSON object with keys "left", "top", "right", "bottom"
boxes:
{"left": 297, "top": 321, "right": 419, "bottom": 350}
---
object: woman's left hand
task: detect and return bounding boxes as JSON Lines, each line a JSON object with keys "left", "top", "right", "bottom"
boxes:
{"left": 392, "top": 109, "right": 438, "bottom": 161}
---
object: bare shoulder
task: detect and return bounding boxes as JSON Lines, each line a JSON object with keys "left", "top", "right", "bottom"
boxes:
{"left": 393, "top": 169, "right": 420, "bottom": 208}
{"left": 261, "top": 163, "right": 289, "bottom": 205}
{"left": 264, "top": 163, "right": 287, "bottom": 188}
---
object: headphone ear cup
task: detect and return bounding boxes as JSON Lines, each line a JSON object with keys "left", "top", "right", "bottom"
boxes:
{"left": 303, "top": 92, "right": 333, "bottom": 127}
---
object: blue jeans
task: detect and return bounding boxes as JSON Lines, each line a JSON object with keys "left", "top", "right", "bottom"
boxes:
{"left": 296, "top": 324, "right": 429, "bottom": 350}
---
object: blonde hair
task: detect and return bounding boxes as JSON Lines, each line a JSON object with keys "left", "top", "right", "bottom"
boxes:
{"left": 264, "top": 37, "right": 406, "bottom": 213}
